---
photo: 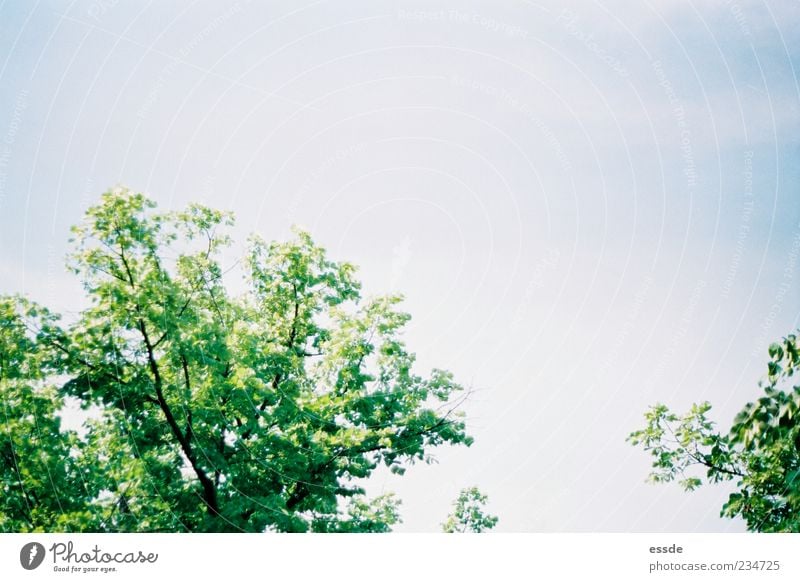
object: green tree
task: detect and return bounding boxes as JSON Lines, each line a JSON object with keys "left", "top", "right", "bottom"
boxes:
{"left": 0, "top": 298, "right": 97, "bottom": 531}
{"left": 441, "top": 487, "right": 498, "bottom": 533}
{"left": 0, "top": 188, "right": 474, "bottom": 532}
{"left": 628, "top": 332, "right": 800, "bottom": 532}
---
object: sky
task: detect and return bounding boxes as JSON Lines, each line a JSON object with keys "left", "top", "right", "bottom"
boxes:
{"left": 0, "top": 0, "right": 798, "bottom": 532}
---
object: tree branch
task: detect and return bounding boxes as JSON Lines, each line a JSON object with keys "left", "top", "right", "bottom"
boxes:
{"left": 285, "top": 415, "right": 459, "bottom": 511}
{"left": 137, "top": 317, "right": 219, "bottom": 517}
{"left": 688, "top": 448, "right": 746, "bottom": 479}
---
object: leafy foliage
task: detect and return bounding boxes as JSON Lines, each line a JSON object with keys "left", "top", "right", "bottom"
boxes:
{"left": 629, "top": 333, "right": 800, "bottom": 532}
{"left": 0, "top": 188, "right": 474, "bottom": 532}
{"left": 0, "top": 298, "right": 96, "bottom": 531}
{"left": 441, "top": 487, "right": 498, "bottom": 533}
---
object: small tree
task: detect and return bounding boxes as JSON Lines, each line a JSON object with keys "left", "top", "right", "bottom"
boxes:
{"left": 629, "top": 332, "right": 800, "bottom": 532}
{"left": 1, "top": 188, "right": 475, "bottom": 532}
{"left": 441, "top": 487, "right": 498, "bottom": 533}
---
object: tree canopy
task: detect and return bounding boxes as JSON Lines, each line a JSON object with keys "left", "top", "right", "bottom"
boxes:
{"left": 0, "top": 188, "right": 474, "bottom": 532}
{"left": 629, "top": 332, "right": 800, "bottom": 532}
{"left": 441, "top": 487, "right": 498, "bottom": 533}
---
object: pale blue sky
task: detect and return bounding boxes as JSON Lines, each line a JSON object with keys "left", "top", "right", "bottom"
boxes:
{"left": 1, "top": 0, "right": 799, "bottom": 531}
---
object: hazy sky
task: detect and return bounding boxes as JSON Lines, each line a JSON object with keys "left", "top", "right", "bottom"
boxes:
{"left": 1, "top": 0, "right": 799, "bottom": 532}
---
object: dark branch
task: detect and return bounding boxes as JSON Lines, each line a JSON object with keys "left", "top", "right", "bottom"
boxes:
{"left": 137, "top": 317, "right": 219, "bottom": 517}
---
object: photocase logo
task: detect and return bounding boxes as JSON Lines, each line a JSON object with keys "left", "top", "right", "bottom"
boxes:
{"left": 20, "top": 542, "right": 46, "bottom": 570}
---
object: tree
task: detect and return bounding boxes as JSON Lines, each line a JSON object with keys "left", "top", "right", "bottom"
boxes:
{"left": 0, "top": 188, "right": 474, "bottom": 532}
{"left": 628, "top": 332, "right": 800, "bottom": 532}
{"left": 0, "top": 298, "right": 96, "bottom": 531}
{"left": 441, "top": 487, "right": 498, "bottom": 533}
